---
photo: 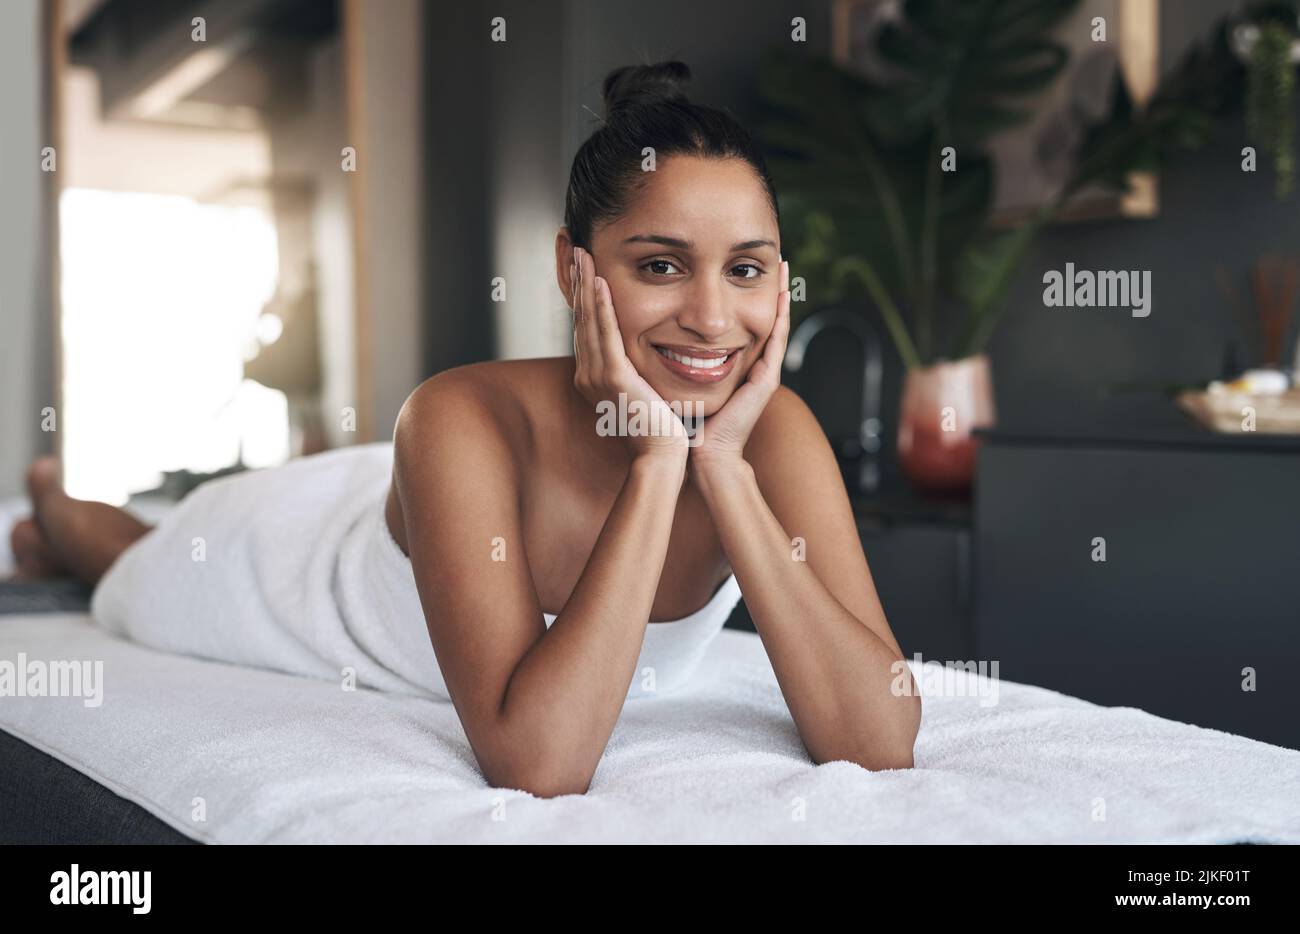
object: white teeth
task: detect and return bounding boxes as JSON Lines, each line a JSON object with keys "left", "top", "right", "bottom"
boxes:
{"left": 656, "top": 347, "right": 729, "bottom": 369}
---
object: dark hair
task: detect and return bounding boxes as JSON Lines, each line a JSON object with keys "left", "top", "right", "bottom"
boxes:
{"left": 563, "top": 61, "right": 779, "bottom": 250}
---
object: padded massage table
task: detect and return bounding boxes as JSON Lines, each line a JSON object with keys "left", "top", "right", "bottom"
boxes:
{"left": 1, "top": 607, "right": 1298, "bottom": 844}
{"left": 1, "top": 498, "right": 1297, "bottom": 844}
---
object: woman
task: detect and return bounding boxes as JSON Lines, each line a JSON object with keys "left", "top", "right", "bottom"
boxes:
{"left": 11, "top": 61, "right": 920, "bottom": 796}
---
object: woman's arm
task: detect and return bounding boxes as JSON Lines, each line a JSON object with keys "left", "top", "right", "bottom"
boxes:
{"left": 688, "top": 261, "right": 920, "bottom": 770}
{"left": 395, "top": 375, "right": 686, "bottom": 798}
{"left": 498, "top": 451, "right": 686, "bottom": 792}
{"left": 693, "top": 388, "right": 921, "bottom": 771}
{"left": 395, "top": 247, "right": 689, "bottom": 798}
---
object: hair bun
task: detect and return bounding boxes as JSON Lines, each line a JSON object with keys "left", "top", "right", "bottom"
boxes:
{"left": 601, "top": 61, "right": 691, "bottom": 118}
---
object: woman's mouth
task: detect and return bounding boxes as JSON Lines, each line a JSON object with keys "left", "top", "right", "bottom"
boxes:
{"left": 652, "top": 344, "right": 741, "bottom": 383}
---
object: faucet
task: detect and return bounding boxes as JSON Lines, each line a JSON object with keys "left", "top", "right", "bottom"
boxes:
{"left": 783, "top": 307, "right": 884, "bottom": 493}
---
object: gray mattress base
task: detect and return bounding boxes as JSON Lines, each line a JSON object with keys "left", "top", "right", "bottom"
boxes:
{"left": 0, "top": 728, "right": 200, "bottom": 844}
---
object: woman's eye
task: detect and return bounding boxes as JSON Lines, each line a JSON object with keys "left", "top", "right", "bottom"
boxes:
{"left": 730, "top": 264, "right": 763, "bottom": 280}
{"left": 644, "top": 260, "right": 680, "bottom": 276}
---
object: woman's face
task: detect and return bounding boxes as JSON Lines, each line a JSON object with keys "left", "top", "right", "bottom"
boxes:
{"left": 568, "top": 155, "right": 781, "bottom": 417}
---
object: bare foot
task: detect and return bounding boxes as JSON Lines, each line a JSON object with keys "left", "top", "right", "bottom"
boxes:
{"left": 8, "top": 456, "right": 72, "bottom": 580}
{"left": 14, "top": 455, "right": 154, "bottom": 586}
{"left": 9, "top": 516, "right": 70, "bottom": 579}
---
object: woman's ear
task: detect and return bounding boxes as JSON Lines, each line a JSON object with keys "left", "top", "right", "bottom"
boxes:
{"left": 555, "top": 228, "right": 576, "bottom": 310}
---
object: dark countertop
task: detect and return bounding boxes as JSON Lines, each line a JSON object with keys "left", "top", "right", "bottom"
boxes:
{"left": 850, "top": 482, "right": 972, "bottom": 529}
{"left": 976, "top": 392, "right": 1300, "bottom": 452}
{"left": 846, "top": 396, "right": 1300, "bottom": 529}
{"left": 977, "top": 419, "right": 1300, "bottom": 452}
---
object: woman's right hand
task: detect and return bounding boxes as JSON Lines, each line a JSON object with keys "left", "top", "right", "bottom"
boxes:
{"left": 570, "top": 246, "right": 689, "bottom": 462}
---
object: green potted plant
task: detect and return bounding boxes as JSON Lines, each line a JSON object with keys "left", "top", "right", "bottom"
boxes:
{"left": 760, "top": 0, "right": 1248, "bottom": 492}
{"left": 1235, "top": 1, "right": 1300, "bottom": 197}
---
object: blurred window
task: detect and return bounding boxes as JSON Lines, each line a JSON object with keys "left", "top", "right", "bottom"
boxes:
{"left": 59, "top": 187, "right": 288, "bottom": 504}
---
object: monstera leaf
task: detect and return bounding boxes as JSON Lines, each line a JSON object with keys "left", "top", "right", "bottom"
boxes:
{"left": 873, "top": 0, "right": 1079, "bottom": 146}
{"left": 759, "top": 0, "right": 1078, "bottom": 364}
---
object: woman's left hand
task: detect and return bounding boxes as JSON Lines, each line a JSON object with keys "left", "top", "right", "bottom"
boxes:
{"left": 689, "top": 259, "right": 790, "bottom": 471}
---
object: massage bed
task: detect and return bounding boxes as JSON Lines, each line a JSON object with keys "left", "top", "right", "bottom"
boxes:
{"left": 0, "top": 606, "right": 1296, "bottom": 843}
{"left": 1, "top": 499, "right": 1297, "bottom": 844}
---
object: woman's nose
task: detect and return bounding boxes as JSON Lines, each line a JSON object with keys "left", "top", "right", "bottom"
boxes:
{"left": 674, "top": 277, "right": 732, "bottom": 341}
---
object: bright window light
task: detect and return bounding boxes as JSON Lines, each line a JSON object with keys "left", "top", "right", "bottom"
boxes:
{"left": 59, "top": 188, "right": 288, "bottom": 504}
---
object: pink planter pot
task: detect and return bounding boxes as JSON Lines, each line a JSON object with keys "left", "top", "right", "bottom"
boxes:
{"left": 896, "top": 354, "right": 996, "bottom": 494}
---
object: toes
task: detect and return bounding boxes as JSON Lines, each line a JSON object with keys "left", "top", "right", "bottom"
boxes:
{"left": 10, "top": 516, "right": 65, "bottom": 578}
{"left": 10, "top": 517, "right": 38, "bottom": 554}
{"left": 25, "top": 457, "right": 65, "bottom": 533}
{"left": 25, "top": 456, "right": 63, "bottom": 504}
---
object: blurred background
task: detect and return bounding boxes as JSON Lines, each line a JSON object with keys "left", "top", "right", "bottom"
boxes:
{"left": 1, "top": 0, "right": 1297, "bottom": 746}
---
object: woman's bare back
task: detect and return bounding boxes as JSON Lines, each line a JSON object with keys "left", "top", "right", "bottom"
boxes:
{"left": 385, "top": 357, "right": 732, "bottom": 623}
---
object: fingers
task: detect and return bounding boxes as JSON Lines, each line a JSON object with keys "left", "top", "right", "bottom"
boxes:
{"left": 756, "top": 260, "right": 791, "bottom": 386}
{"left": 592, "top": 274, "right": 626, "bottom": 363}
{"left": 569, "top": 248, "right": 582, "bottom": 366}
{"left": 775, "top": 259, "right": 792, "bottom": 345}
{"left": 574, "top": 247, "right": 603, "bottom": 372}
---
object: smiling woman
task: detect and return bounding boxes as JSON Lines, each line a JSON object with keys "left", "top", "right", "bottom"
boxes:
{"left": 558, "top": 61, "right": 783, "bottom": 413}
{"left": 18, "top": 59, "right": 920, "bottom": 801}
{"left": 386, "top": 60, "right": 920, "bottom": 792}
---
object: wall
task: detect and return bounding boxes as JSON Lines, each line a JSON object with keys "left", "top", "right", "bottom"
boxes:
{"left": 422, "top": 0, "right": 570, "bottom": 364}
{"left": 0, "top": 0, "right": 53, "bottom": 499}
{"left": 488, "top": 0, "right": 568, "bottom": 360}
{"left": 349, "top": 0, "right": 425, "bottom": 441}
{"left": 61, "top": 65, "right": 270, "bottom": 196}
{"left": 421, "top": 1, "right": 496, "bottom": 373}
{"left": 268, "top": 34, "right": 358, "bottom": 449}
{"left": 561, "top": 0, "right": 828, "bottom": 144}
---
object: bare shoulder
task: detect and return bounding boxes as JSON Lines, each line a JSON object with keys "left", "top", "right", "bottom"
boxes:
{"left": 397, "top": 361, "right": 519, "bottom": 442}
{"left": 744, "top": 384, "right": 830, "bottom": 477}
{"left": 389, "top": 358, "right": 573, "bottom": 532}
{"left": 388, "top": 361, "right": 527, "bottom": 550}
{"left": 394, "top": 357, "right": 570, "bottom": 459}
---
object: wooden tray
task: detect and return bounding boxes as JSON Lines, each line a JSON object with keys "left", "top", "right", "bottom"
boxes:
{"left": 1177, "top": 387, "right": 1300, "bottom": 435}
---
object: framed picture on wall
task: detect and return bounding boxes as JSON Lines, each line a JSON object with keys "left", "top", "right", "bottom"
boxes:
{"left": 831, "top": 0, "right": 1162, "bottom": 226}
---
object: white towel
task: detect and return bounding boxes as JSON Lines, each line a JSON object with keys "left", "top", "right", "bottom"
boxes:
{"left": 88, "top": 443, "right": 742, "bottom": 701}
{"left": 0, "top": 614, "right": 1296, "bottom": 843}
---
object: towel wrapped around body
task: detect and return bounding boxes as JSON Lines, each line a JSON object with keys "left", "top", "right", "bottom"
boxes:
{"left": 91, "top": 442, "right": 741, "bottom": 701}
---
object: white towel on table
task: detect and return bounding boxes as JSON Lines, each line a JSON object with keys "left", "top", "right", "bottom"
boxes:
{"left": 0, "top": 614, "right": 1296, "bottom": 843}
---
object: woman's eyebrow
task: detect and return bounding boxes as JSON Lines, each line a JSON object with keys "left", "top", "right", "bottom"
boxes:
{"left": 622, "top": 234, "right": 776, "bottom": 251}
